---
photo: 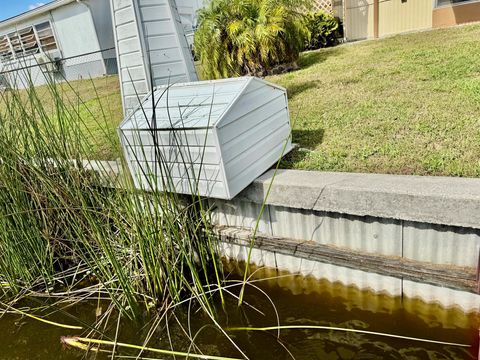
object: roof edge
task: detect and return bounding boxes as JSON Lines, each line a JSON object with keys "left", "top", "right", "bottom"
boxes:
{"left": 0, "top": 0, "right": 77, "bottom": 29}
{"left": 213, "top": 77, "right": 252, "bottom": 129}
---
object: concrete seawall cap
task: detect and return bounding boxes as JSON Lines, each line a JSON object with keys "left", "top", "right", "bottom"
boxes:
{"left": 238, "top": 170, "right": 480, "bottom": 229}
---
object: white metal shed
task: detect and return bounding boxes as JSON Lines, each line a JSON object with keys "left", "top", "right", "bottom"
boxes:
{"left": 110, "top": 0, "right": 198, "bottom": 115}
{"left": 119, "top": 77, "right": 293, "bottom": 199}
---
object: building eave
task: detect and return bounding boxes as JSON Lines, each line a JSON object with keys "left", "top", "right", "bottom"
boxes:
{"left": 0, "top": 0, "right": 77, "bottom": 29}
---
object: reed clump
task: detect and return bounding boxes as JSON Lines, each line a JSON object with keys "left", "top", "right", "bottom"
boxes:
{"left": 0, "top": 73, "right": 224, "bottom": 321}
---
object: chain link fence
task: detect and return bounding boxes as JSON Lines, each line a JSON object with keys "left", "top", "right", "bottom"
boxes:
{"left": 0, "top": 47, "right": 118, "bottom": 90}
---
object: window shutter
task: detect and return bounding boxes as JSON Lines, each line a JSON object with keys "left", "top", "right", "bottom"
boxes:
{"left": 0, "top": 36, "right": 12, "bottom": 61}
{"left": 20, "top": 27, "right": 39, "bottom": 56}
{"left": 35, "top": 22, "right": 58, "bottom": 52}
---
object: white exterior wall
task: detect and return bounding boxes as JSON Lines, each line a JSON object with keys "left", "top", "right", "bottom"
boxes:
{"left": 0, "top": 1, "right": 116, "bottom": 87}
{"left": 51, "top": 3, "right": 102, "bottom": 57}
{"left": 87, "top": 0, "right": 116, "bottom": 52}
{"left": 111, "top": 0, "right": 198, "bottom": 116}
{"left": 344, "top": 0, "right": 374, "bottom": 41}
{"left": 87, "top": 0, "right": 117, "bottom": 73}
{"left": 52, "top": 2, "right": 107, "bottom": 80}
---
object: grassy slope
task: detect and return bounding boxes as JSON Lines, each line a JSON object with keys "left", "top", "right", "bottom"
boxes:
{"left": 73, "top": 76, "right": 123, "bottom": 159}
{"left": 269, "top": 23, "right": 480, "bottom": 176}
{"left": 0, "top": 75, "right": 123, "bottom": 160}
{"left": 2, "top": 24, "right": 479, "bottom": 175}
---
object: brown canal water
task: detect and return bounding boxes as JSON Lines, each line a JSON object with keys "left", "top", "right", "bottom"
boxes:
{"left": 0, "top": 265, "right": 478, "bottom": 360}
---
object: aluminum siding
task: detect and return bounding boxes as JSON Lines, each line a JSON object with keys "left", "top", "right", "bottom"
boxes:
{"left": 217, "top": 78, "right": 293, "bottom": 199}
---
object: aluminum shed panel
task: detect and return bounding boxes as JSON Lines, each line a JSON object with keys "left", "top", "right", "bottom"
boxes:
{"left": 217, "top": 77, "right": 292, "bottom": 198}
{"left": 119, "top": 76, "right": 292, "bottom": 200}
{"left": 120, "top": 77, "right": 251, "bottom": 130}
{"left": 111, "top": 0, "right": 198, "bottom": 115}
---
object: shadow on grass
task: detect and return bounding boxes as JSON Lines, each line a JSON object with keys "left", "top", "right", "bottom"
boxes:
{"left": 287, "top": 80, "right": 319, "bottom": 98}
{"left": 293, "top": 128, "right": 325, "bottom": 149}
{"left": 285, "top": 46, "right": 345, "bottom": 98}
{"left": 281, "top": 128, "right": 325, "bottom": 167}
{"left": 298, "top": 46, "right": 344, "bottom": 69}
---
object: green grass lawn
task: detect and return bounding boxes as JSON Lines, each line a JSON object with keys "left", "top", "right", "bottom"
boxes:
{"left": 2, "top": 23, "right": 479, "bottom": 175}
{"left": 269, "top": 23, "right": 480, "bottom": 177}
{"left": 73, "top": 76, "right": 123, "bottom": 159}
{"left": 0, "top": 75, "right": 123, "bottom": 160}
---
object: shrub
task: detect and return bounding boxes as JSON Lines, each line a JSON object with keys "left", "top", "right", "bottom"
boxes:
{"left": 194, "top": 0, "right": 310, "bottom": 79}
{"left": 305, "top": 11, "right": 340, "bottom": 50}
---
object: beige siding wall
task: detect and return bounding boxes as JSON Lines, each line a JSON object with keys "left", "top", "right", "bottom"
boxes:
{"left": 378, "top": 0, "right": 432, "bottom": 37}
{"left": 345, "top": 0, "right": 374, "bottom": 40}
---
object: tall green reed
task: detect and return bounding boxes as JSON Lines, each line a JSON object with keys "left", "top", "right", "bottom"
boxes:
{"left": 0, "top": 68, "right": 224, "bottom": 322}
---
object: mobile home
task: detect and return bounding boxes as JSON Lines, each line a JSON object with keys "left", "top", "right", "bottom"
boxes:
{"left": 339, "top": 0, "right": 480, "bottom": 41}
{"left": 0, "top": 0, "right": 117, "bottom": 88}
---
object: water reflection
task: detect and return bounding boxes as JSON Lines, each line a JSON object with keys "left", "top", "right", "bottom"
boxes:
{"left": 0, "top": 262, "right": 477, "bottom": 359}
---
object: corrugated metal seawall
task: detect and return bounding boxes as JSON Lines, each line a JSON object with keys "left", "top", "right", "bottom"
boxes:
{"left": 75, "top": 161, "right": 480, "bottom": 312}
{"left": 213, "top": 197, "right": 480, "bottom": 268}
{"left": 220, "top": 240, "right": 480, "bottom": 312}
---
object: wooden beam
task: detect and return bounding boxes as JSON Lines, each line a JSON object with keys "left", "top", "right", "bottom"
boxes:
{"left": 215, "top": 226, "right": 478, "bottom": 293}
{"left": 373, "top": 0, "right": 379, "bottom": 38}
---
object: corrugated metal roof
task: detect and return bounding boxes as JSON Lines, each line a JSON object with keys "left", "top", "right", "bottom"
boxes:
{"left": 120, "top": 77, "right": 252, "bottom": 130}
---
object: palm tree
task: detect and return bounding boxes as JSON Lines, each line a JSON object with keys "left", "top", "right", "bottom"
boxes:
{"left": 194, "top": 0, "right": 309, "bottom": 79}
